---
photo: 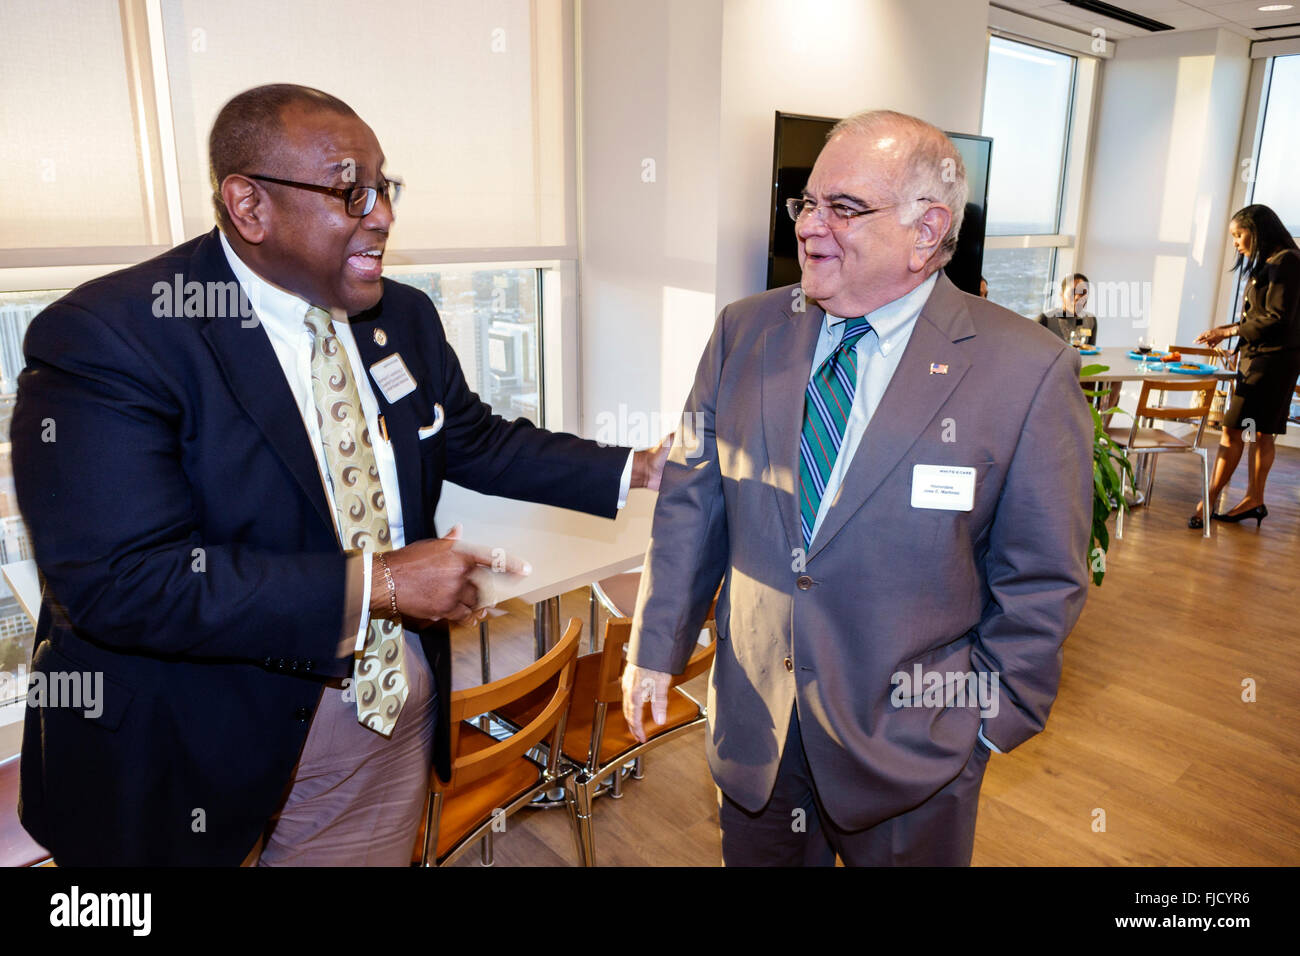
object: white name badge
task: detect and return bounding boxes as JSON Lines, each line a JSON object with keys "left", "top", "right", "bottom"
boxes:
{"left": 369, "top": 353, "right": 417, "bottom": 404}
{"left": 911, "top": 464, "right": 976, "bottom": 512}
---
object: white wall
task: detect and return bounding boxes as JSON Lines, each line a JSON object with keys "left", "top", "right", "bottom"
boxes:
{"left": 714, "top": 0, "right": 990, "bottom": 310}
{"left": 577, "top": 0, "right": 990, "bottom": 438}
{"left": 1079, "top": 28, "right": 1251, "bottom": 351}
{"left": 577, "top": 0, "right": 724, "bottom": 440}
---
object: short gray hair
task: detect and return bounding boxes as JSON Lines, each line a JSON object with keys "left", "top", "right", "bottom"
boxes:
{"left": 827, "top": 109, "right": 968, "bottom": 268}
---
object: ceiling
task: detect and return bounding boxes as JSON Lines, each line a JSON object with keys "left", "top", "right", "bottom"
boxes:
{"left": 992, "top": 0, "right": 1300, "bottom": 41}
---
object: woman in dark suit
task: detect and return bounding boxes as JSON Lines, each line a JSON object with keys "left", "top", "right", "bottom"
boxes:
{"left": 1191, "top": 204, "right": 1300, "bottom": 528}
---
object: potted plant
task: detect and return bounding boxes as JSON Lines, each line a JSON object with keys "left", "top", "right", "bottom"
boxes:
{"left": 1080, "top": 364, "right": 1134, "bottom": 585}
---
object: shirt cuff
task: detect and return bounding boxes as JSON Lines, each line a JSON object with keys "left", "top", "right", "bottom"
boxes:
{"left": 616, "top": 449, "right": 635, "bottom": 510}
{"left": 341, "top": 551, "right": 371, "bottom": 657}
{"left": 978, "top": 725, "right": 1003, "bottom": 754}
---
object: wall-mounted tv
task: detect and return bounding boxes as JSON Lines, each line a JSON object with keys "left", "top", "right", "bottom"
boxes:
{"left": 765, "top": 111, "right": 992, "bottom": 298}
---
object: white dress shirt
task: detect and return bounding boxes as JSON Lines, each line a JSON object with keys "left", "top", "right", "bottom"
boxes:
{"left": 219, "top": 232, "right": 633, "bottom": 652}
{"left": 805, "top": 271, "right": 1002, "bottom": 754}
{"left": 807, "top": 272, "right": 937, "bottom": 543}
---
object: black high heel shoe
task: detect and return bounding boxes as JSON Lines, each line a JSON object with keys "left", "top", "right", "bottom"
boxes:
{"left": 1211, "top": 504, "right": 1268, "bottom": 527}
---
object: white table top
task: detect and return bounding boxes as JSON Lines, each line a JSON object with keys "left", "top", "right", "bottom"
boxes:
{"left": 1, "top": 560, "right": 40, "bottom": 627}
{"left": 1078, "top": 347, "right": 1235, "bottom": 383}
{"left": 434, "top": 483, "right": 657, "bottom": 607}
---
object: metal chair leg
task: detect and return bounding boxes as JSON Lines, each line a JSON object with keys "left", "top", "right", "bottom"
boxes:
{"left": 479, "top": 618, "right": 491, "bottom": 683}
{"left": 1199, "top": 448, "right": 1212, "bottom": 539}
{"left": 633, "top": 756, "right": 645, "bottom": 779}
{"left": 1116, "top": 463, "right": 1127, "bottom": 540}
{"left": 588, "top": 587, "right": 598, "bottom": 653}
{"left": 570, "top": 772, "right": 597, "bottom": 866}
{"left": 611, "top": 764, "right": 624, "bottom": 798}
{"left": 1144, "top": 454, "right": 1158, "bottom": 505}
{"left": 420, "top": 792, "right": 443, "bottom": 868}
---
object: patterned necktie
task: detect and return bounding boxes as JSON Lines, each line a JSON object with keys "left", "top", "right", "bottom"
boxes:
{"left": 797, "top": 317, "right": 873, "bottom": 548}
{"left": 304, "top": 307, "right": 408, "bottom": 736}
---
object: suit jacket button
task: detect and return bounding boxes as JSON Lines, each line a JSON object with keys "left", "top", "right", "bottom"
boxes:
{"left": 784, "top": 657, "right": 794, "bottom": 672}
{"left": 294, "top": 706, "right": 311, "bottom": 722}
{"left": 263, "top": 657, "right": 274, "bottom": 668}
{"left": 277, "top": 658, "right": 287, "bottom": 671}
{"left": 304, "top": 660, "right": 315, "bottom": 670}
{"left": 796, "top": 575, "right": 814, "bottom": 590}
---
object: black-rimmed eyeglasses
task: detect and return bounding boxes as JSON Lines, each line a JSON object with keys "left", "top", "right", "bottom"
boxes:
{"left": 244, "top": 174, "right": 404, "bottom": 218}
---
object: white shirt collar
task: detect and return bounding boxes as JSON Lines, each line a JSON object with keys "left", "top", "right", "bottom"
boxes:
{"left": 218, "top": 229, "right": 328, "bottom": 341}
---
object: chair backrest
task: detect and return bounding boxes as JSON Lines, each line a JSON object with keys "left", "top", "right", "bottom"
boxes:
{"left": 1172, "top": 344, "right": 1237, "bottom": 371}
{"left": 1128, "top": 378, "right": 1216, "bottom": 448}
{"left": 1135, "top": 378, "right": 1216, "bottom": 420}
{"left": 595, "top": 599, "right": 718, "bottom": 705}
{"left": 436, "top": 617, "right": 582, "bottom": 792}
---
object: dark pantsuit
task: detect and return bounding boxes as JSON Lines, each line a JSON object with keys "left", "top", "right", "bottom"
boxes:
{"left": 717, "top": 706, "right": 990, "bottom": 866}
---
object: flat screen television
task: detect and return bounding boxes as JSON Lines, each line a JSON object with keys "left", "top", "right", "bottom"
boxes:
{"left": 765, "top": 111, "right": 992, "bottom": 298}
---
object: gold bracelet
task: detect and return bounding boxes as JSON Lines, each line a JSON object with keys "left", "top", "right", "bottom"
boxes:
{"left": 374, "top": 551, "right": 398, "bottom": 617}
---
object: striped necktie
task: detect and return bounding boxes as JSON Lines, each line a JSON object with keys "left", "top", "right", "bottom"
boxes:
{"left": 304, "top": 306, "right": 408, "bottom": 736}
{"left": 797, "top": 317, "right": 873, "bottom": 548}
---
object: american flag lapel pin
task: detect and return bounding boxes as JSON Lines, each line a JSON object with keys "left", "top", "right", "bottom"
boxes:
{"left": 929, "top": 362, "right": 949, "bottom": 375}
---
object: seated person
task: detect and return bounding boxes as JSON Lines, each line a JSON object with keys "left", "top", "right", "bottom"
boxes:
{"left": 1037, "top": 273, "right": 1097, "bottom": 343}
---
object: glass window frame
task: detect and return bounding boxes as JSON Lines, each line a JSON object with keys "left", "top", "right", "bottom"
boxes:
{"left": 980, "top": 32, "right": 1099, "bottom": 317}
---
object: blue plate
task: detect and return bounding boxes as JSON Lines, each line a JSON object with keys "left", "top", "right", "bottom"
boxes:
{"left": 1127, "top": 349, "right": 1170, "bottom": 361}
{"left": 1078, "top": 347, "right": 1100, "bottom": 355}
{"left": 1165, "top": 361, "right": 1216, "bottom": 375}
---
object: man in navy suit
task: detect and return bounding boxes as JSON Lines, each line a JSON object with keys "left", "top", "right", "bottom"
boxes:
{"left": 11, "top": 84, "right": 665, "bottom": 865}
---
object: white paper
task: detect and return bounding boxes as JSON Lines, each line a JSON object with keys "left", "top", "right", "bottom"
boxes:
{"left": 910, "top": 464, "right": 976, "bottom": 512}
{"left": 369, "top": 353, "right": 417, "bottom": 404}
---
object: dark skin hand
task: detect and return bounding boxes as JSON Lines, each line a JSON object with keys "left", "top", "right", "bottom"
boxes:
{"left": 370, "top": 525, "right": 527, "bottom": 629}
{"left": 633, "top": 432, "right": 674, "bottom": 491}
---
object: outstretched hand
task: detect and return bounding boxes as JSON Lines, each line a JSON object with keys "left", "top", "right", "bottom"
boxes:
{"left": 632, "top": 432, "right": 675, "bottom": 491}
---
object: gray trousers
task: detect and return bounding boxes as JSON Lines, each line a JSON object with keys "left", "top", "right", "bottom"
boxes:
{"left": 248, "top": 635, "right": 436, "bottom": 866}
{"left": 717, "top": 705, "right": 990, "bottom": 866}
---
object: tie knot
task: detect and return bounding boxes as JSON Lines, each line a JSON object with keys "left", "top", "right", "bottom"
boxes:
{"left": 304, "top": 307, "right": 333, "bottom": 338}
{"left": 840, "top": 317, "right": 872, "bottom": 350}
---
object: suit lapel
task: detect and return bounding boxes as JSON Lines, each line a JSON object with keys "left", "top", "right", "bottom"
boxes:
{"left": 761, "top": 301, "right": 825, "bottom": 555}
{"left": 192, "top": 233, "right": 335, "bottom": 534}
{"left": 807, "top": 275, "right": 974, "bottom": 561}
{"left": 348, "top": 305, "right": 424, "bottom": 538}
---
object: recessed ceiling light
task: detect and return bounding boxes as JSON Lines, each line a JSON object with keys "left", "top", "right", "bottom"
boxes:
{"left": 1258, "top": 4, "right": 1294, "bottom": 12}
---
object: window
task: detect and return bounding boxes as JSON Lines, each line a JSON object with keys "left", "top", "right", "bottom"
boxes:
{"left": 0, "top": 0, "right": 574, "bottom": 731}
{"left": 1251, "top": 54, "right": 1300, "bottom": 236}
{"left": 980, "top": 35, "right": 1096, "bottom": 318}
{"left": 388, "top": 266, "right": 544, "bottom": 424}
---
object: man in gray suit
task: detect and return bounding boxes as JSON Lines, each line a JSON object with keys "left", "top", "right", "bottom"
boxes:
{"left": 622, "top": 109, "right": 1092, "bottom": 865}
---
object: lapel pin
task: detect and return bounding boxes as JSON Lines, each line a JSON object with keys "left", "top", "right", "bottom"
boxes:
{"left": 373, "top": 328, "right": 388, "bottom": 347}
{"left": 929, "top": 362, "right": 949, "bottom": 375}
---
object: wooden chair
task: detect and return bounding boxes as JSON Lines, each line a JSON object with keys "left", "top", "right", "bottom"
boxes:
{"left": 1109, "top": 379, "right": 1215, "bottom": 539}
{"left": 561, "top": 613, "right": 716, "bottom": 866}
{"left": 588, "top": 571, "right": 641, "bottom": 652}
{"left": 1171, "top": 344, "right": 1237, "bottom": 427}
{"left": 412, "top": 618, "right": 583, "bottom": 867}
{"left": 1, "top": 755, "right": 52, "bottom": 867}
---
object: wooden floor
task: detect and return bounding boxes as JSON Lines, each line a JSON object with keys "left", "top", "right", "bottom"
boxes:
{"left": 449, "top": 438, "right": 1300, "bottom": 867}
